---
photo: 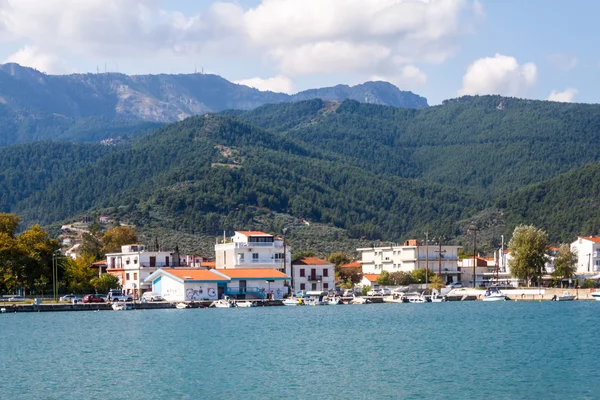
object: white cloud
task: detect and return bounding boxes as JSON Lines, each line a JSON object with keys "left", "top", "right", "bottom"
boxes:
{"left": 234, "top": 75, "right": 296, "bottom": 94}
{"left": 4, "top": 45, "right": 68, "bottom": 74}
{"left": 459, "top": 54, "right": 537, "bottom": 97}
{"left": 546, "top": 88, "right": 578, "bottom": 103}
{"left": 371, "top": 65, "right": 428, "bottom": 90}
{"left": 548, "top": 53, "right": 578, "bottom": 71}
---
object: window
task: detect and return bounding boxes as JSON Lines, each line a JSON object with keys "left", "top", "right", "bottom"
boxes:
{"left": 299, "top": 268, "right": 305, "bottom": 277}
{"left": 323, "top": 283, "right": 329, "bottom": 289}
{"left": 239, "top": 253, "right": 244, "bottom": 261}
{"left": 125, "top": 257, "right": 130, "bottom": 265}
{"left": 134, "top": 273, "right": 138, "bottom": 280}
{"left": 133, "top": 258, "right": 138, "bottom": 264}
{"left": 311, "top": 283, "right": 317, "bottom": 290}
{"left": 274, "top": 253, "right": 284, "bottom": 259}
{"left": 323, "top": 269, "right": 328, "bottom": 277}
{"left": 126, "top": 273, "right": 130, "bottom": 280}
{"left": 300, "top": 283, "right": 306, "bottom": 290}
{"left": 252, "top": 253, "right": 259, "bottom": 260}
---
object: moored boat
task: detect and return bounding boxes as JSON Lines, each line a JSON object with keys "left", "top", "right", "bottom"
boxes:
{"left": 112, "top": 302, "right": 132, "bottom": 311}
{"left": 431, "top": 294, "right": 447, "bottom": 303}
{"left": 211, "top": 296, "right": 236, "bottom": 308}
{"left": 405, "top": 292, "right": 427, "bottom": 303}
{"left": 236, "top": 300, "right": 256, "bottom": 308}
{"left": 592, "top": 292, "right": 600, "bottom": 301}
{"left": 351, "top": 295, "right": 371, "bottom": 304}
{"left": 483, "top": 289, "right": 507, "bottom": 302}
{"left": 552, "top": 291, "right": 576, "bottom": 301}
{"left": 175, "top": 302, "right": 190, "bottom": 309}
{"left": 283, "top": 297, "right": 303, "bottom": 306}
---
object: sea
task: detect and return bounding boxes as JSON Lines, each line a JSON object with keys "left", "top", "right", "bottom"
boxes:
{"left": 0, "top": 301, "right": 597, "bottom": 399}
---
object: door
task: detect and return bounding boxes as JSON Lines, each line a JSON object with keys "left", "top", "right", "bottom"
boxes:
{"left": 165, "top": 256, "right": 170, "bottom": 267}
{"left": 149, "top": 256, "right": 156, "bottom": 268}
{"left": 239, "top": 280, "right": 247, "bottom": 298}
{"left": 311, "top": 268, "right": 316, "bottom": 279}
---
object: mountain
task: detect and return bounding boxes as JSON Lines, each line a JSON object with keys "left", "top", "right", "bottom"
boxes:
{"left": 3, "top": 95, "right": 600, "bottom": 255}
{"left": 0, "top": 63, "right": 427, "bottom": 145}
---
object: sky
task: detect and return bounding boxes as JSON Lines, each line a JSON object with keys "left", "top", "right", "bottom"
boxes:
{"left": 0, "top": 0, "right": 597, "bottom": 105}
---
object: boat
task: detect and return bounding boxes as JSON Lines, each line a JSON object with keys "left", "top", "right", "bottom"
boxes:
{"left": 0, "top": 307, "right": 6, "bottom": 313}
{"left": 112, "top": 302, "right": 132, "bottom": 311}
{"left": 431, "top": 294, "right": 447, "bottom": 303}
{"left": 405, "top": 292, "right": 427, "bottom": 303}
{"left": 236, "top": 300, "right": 256, "bottom": 308}
{"left": 383, "top": 293, "right": 408, "bottom": 303}
{"left": 482, "top": 289, "right": 508, "bottom": 302}
{"left": 211, "top": 296, "right": 237, "bottom": 308}
{"left": 175, "top": 302, "right": 190, "bottom": 309}
{"left": 350, "top": 295, "right": 371, "bottom": 304}
{"left": 325, "top": 296, "right": 343, "bottom": 305}
{"left": 553, "top": 291, "right": 576, "bottom": 301}
{"left": 591, "top": 292, "right": 600, "bottom": 301}
{"left": 283, "top": 297, "right": 303, "bottom": 306}
{"left": 304, "top": 297, "right": 326, "bottom": 306}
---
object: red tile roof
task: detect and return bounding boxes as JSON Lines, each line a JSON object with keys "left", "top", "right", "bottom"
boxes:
{"left": 215, "top": 268, "right": 289, "bottom": 279}
{"left": 165, "top": 269, "right": 226, "bottom": 281}
{"left": 339, "top": 260, "right": 361, "bottom": 268}
{"left": 91, "top": 260, "right": 107, "bottom": 266}
{"left": 579, "top": 236, "right": 600, "bottom": 243}
{"left": 292, "top": 257, "right": 331, "bottom": 265}
{"left": 363, "top": 273, "right": 379, "bottom": 282}
{"left": 236, "top": 231, "right": 271, "bottom": 237}
{"left": 201, "top": 261, "right": 216, "bottom": 268}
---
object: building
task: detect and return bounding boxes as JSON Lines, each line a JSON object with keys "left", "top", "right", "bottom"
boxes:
{"left": 145, "top": 268, "right": 228, "bottom": 301}
{"left": 360, "top": 273, "right": 379, "bottom": 288}
{"left": 291, "top": 257, "right": 335, "bottom": 292}
{"left": 90, "top": 260, "right": 107, "bottom": 277}
{"left": 214, "top": 231, "right": 291, "bottom": 277}
{"left": 106, "top": 244, "right": 182, "bottom": 297}
{"left": 145, "top": 267, "right": 290, "bottom": 301}
{"left": 357, "top": 240, "right": 462, "bottom": 284}
{"left": 571, "top": 236, "right": 600, "bottom": 275}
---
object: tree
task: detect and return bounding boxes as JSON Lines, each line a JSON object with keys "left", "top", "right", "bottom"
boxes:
{"left": 0, "top": 213, "right": 20, "bottom": 236}
{"left": 429, "top": 275, "right": 444, "bottom": 291}
{"left": 63, "top": 254, "right": 97, "bottom": 293}
{"left": 552, "top": 244, "right": 577, "bottom": 288}
{"left": 376, "top": 270, "right": 392, "bottom": 285}
{"left": 411, "top": 268, "right": 436, "bottom": 284}
{"left": 508, "top": 225, "right": 548, "bottom": 287}
{"left": 338, "top": 266, "right": 362, "bottom": 285}
{"left": 389, "top": 271, "right": 413, "bottom": 285}
{"left": 101, "top": 226, "right": 138, "bottom": 253}
{"left": 80, "top": 232, "right": 104, "bottom": 260}
{"left": 90, "top": 273, "right": 121, "bottom": 293}
{"left": 326, "top": 252, "right": 351, "bottom": 268}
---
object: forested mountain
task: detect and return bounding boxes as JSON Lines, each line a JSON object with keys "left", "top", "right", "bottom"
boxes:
{"left": 0, "top": 63, "right": 426, "bottom": 145}
{"left": 3, "top": 95, "right": 600, "bottom": 254}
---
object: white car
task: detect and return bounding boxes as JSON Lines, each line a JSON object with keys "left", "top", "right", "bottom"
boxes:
{"left": 141, "top": 292, "right": 164, "bottom": 302}
{"left": 367, "top": 289, "right": 383, "bottom": 296}
{"left": 342, "top": 289, "right": 354, "bottom": 297}
{"left": 60, "top": 294, "right": 82, "bottom": 302}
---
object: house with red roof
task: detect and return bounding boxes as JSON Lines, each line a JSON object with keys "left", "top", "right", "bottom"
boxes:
{"left": 571, "top": 236, "right": 600, "bottom": 275}
{"left": 291, "top": 257, "right": 335, "bottom": 292}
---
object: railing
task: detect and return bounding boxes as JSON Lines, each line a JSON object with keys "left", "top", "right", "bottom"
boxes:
{"left": 307, "top": 275, "right": 323, "bottom": 281}
{"left": 225, "top": 287, "right": 265, "bottom": 299}
{"left": 235, "top": 242, "right": 283, "bottom": 248}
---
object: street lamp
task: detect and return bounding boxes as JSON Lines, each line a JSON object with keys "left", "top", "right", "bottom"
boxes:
{"left": 468, "top": 226, "right": 479, "bottom": 288}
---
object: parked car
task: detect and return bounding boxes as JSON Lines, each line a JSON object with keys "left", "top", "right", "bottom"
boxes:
{"left": 60, "top": 294, "right": 82, "bottom": 302}
{"left": 342, "top": 289, "right": 355, "bottom": 297}
{"left": 328, "top": 288, "right": 343, "bottom": 296}
{"left": 367, "top": 289, "right": 382, "bottom": 296}
{"left": 141, "top": 292, "right": 164, "bottom": 302}
{"left": 107, "top": 289, "right": 133, "bottom": 302}
{"left": 83, "top": 294, "right": 105, "bottom": 303}
{"left": 447, "top": 282, "right": 463, "bottom": 289}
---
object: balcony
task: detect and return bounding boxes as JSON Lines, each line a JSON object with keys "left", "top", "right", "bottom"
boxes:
{"left": 236, "top": 242, "right": 282, "bottom": 248}
{"left": 307, "top": 275, "right": 323, "bottom": 281}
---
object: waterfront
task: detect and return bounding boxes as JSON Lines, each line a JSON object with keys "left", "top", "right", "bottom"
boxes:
{"left": 0, "top": 302, "right": 597, "bottom": 399}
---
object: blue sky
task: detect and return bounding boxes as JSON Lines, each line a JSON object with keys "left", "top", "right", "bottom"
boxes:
{"left": 0, "top": 0, "right": 597, "bottom": 105}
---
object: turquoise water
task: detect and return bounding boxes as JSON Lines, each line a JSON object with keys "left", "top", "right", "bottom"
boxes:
{"left": 0, "top": 302, "right": 597, "bottom": 399}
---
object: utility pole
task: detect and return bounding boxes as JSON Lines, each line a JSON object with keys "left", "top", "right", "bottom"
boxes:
{"left": 469, "top": 226, "right": 479, "bottom": 288}
{"left": 283, "top": 228, "right": 289, "bottom": 291}
{"left": 434, "top": 236, "right": 446, "bottom": 280}
{"left": 425, "top": 232, "right": 429, "bottom": 287}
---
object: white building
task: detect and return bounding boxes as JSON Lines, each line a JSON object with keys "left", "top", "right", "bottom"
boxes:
{"left": 145, "top": 268, "right": 227, "bottom": 301}
{"left": 291, "top": 257, "right": 335, "bottom": 292}
{"left": 106, "top": 244, "right": 181, "bottom": 297}
{"left": 571, "top": 236, "right": 600, "bottom": 275}
{"left": 357, "top": 240, "right": 462, "bottom": 284}
{"left": 215, "top": 231, "right": 291, "bottom": 276}
{"left": 145, "top": 268, "right": 289, "bottom": 301}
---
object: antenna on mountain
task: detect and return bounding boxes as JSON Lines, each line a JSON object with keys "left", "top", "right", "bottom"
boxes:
{"left": 202, "top": 66, "right": 204, "bottom": 75}
{"left": 194, "top": 62, "right": 197, "bottom": 74}
{"left": 104, "top": 62, "right": 107, "bottom": 73}
{"left": 97, "top": 65, "right": 99, "bottom": 74}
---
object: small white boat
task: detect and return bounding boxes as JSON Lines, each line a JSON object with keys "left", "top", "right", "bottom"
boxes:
{"left": 351, "top": 295, "right": 371, "bottom": 304}
{"left": 211, "top": 296, "right": 236, "bottom": 308}
{"left": 431, "top": 294, "right": 447, "bottom": 303}
{"left": 0, "top": 307, "right": 6, "bottom": 313}
{"left": 483, "top": 289, "right": 507, "bottom": 302}
{"left": 405, "top": 292, "right": 427, "bottom": 303}
{"left": 283, "top": 297, "right": 302, "bottom": 306}
{"left": 383, "top": 293, "right": 407, "bottom": 303}
{"left": 304, "top": 298, "right": 326, "bottom": 306}
{"left": 591, "top": 292, "right": 600, "bottom": 301}
{"left": 175, "top": 302, "right": 189, "bottom": 309}
{"left": 112, "top": 302, "right": 132, "bottom": 311}
{"left": 236, "top": 300, "right": 256, "bottom": 308}
{"left": 553, "top": 291, "right": 576, "bottom": 301}
{"left": 325, "top": 296, "right": 343, "bottom": 305}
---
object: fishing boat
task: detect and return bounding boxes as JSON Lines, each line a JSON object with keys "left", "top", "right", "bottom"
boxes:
{"left": 175, "top": 302, "right": 190, "bottom": 309}
{"left": 431, "top": 293, "right": 447, "bottom": 303}
{"left": 236, "top": 300, "right": 256, "bottom": 308}
{"left": 350, "top": 295, "right": 371, "bottom": 304}
{"left": 304, "top": 297, "right": 326, "bottom": 306}
{"left": 405, "top": 292, "right": 427, "bottom": 303}
{"left": 553, "top": 291, "right": 576, "bottom": 301}
{"left": 383, "top": 293, "right": 407, "bottom": 303}
{"left": 325, "top": 296, "right": 343, "bottom": 305}
{"left": 112, "top": 302, "right": 132, "bottom": 311}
